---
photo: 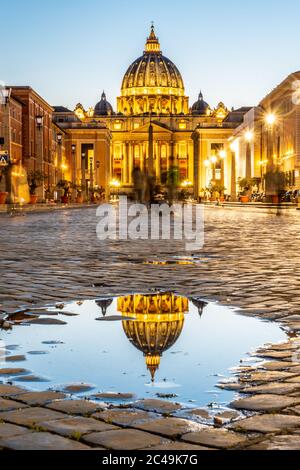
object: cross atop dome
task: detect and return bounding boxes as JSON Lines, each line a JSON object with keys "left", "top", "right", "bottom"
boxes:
{"left": 145, "top": 23, "right": 161, "bottom": 53}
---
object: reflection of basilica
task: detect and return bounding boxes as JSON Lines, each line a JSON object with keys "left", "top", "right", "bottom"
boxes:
{"left": 117, "top": 293, "right": 204, "bottom": 382}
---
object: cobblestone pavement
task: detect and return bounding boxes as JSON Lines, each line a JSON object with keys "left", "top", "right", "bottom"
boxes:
{"left": 1, "top": 206, "right": 300, "bottom": 450}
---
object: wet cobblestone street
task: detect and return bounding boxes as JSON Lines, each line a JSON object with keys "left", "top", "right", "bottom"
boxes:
{"left": 1, "top": 206, "right": 300, "bottom": 450}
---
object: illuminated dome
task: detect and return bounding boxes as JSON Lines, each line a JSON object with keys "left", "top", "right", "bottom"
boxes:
{"left": 117, "top": 26, "right": 189, "bottom": 116}
{"left": 118, "top": 293, "right": 188, "bottom": 381}
{"left": 94, "top": 91, "right": 114, "bottom": 116}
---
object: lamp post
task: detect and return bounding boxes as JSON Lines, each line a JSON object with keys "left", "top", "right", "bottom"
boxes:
{"left": 89, "top": 156, "right": 94, "bottom": 201}
{"left": 229, "top": 142, "right": 237, "bottom": 202}
{"left": 81, "top": 152, "right": 86, "bottom": 200}
{"left": 71, "top": 144, "right": 76, "bottom": 201}
{"left": 35, "top": 115, "right": 44, "bottom": 200}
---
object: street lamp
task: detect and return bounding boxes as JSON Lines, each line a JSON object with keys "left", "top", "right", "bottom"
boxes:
{"left": 1, "top": 87, "right": 12, "bottom": 106}
{"left": 57, "top": 133, "right": 63, "bottom": 145}
{"left": 245, "top": 131, "right": 254, "bottom": 142}
{"left": 71, "top": 144, "right": 76, "bottom": 153}
{"left": 36, "top": 115, "right": 44, "bottom": 129}
{"left": 266, "top": 113, "right": 276, "bottom": 127}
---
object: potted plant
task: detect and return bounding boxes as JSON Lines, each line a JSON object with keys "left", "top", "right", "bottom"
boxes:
{"left": 207, "top": 183, "right": 226, "bottom": 202}
{"left": 27, "top": 170, "right": 44, "bottom": 204}
{"left": 0, "top": 166, "right": 9, "bottom": 204}
{"left": 264, "top": 168, "right": 285, "bottom": 204}
{"left": 57, "top": 179, "right": 71, "bottom": 204}
{"left": 238, "top": 178, "right": 252, "bottom": 203}
{"left": 73, "top": 183, "right": 85, "bottom": 203}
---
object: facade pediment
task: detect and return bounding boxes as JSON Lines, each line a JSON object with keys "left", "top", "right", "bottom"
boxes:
{"left": 131, "top": 121, "right": 172, "bottom": 134}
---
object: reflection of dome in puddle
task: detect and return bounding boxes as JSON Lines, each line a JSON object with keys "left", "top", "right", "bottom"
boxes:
{"left": 95, "top": 298, "right": 113, "bottom": 317}
{"left": 118, "top": 293, "right": 189, "bottom": 382}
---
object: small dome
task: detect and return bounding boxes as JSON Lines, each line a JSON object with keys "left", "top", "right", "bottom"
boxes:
{"left": 192, "top": 91, "right": 210, "bottom": 115}
{"left": 94, "top": 91, "right": 114, "bottom": 116}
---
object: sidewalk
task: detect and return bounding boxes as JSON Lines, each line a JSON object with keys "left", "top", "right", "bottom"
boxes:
{"left": 0, "top": 203, "right": 98, "bottom": 215}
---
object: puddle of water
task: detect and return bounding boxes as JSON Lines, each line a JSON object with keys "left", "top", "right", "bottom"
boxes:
{"left": 0, "top": 293, "right": 286, "bottom": 408}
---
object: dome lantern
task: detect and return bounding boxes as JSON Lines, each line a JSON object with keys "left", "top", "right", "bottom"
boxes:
{"left": 144, "top": 23, "right": 161, "bottom": 54}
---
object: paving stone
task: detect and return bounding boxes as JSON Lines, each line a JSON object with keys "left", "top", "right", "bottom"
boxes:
{"left": 39, "top": 416, "right": 118, "bottom": 438}
{"left": 0, "top": 384, "right": 26, "bottom": 397}
{"left": 231, "top": 394, "right": 300, "bottom": 411}
{"left": 83, "top": 429, "right": 166, "bottom": 450}
{"left": 0, "top": 407, "right": 66, "bottom": 426}
{"left": 285, "top": 377, "right": 300, "bottom": 383}
{"left": 0, "top": 432, "right": 90, "bottom": 450}
{"left": 133, "top": 399, "right": 182, "bottom": 414}
{"left": 0, "top": 423, "right": 31, "bottom": 439}
{"left": 134, "top": 418, "right": 205, "bottom": 438}
{"left": 12, "top": 375, "right": 50, "bottom": 383}
{"left": 92, "top": 392, "right": 135, "bottom": 400}
{"left": 0, "top": 368, "right": 28, "bottom": 376}
{"left": 5, "top": 355, "right": 26, "bottom": 362}
{"left": 46, "top": 399, "right": 104, "bottom": 415}
{"left": 24, "top": 318, "right": 67, "bottom": 325}
{"left": 231, "top": 414, "right": 300, "bottom": 434}
{"left": 260, "top": 361, "right": 300, "bottom": 371}
{"left": 0, "top": 398, "right": 28, "bottom": 412}
{"left": 216, "top": 382, "right": 242, "bottom": 391}
{"left": 239, "top": 371, "right": 297, "bottom": 383}
{"left": 247, "top": 435, "right": 300, "bottom": 450}
{"left": 187, "top": 409, "right": 211, "bottom": 419}
{"left": 285, "top": 405, "right": 300, "bottom": 416}
{"left": 143, "top": 442, "right": 212, "bottom": 450}
{"left": 93, "top": 408, "right": 159, "bottom": 427}
{"left": 240, "top": 382, "right": 300, "bottom": 395}
{"left": 182, "top": 428, "right": 248, "bottom": 449}
{"left": 255, "top": 351, "right": 294, "bottom": 360}
{"left": 62, "top": 384, "right": 95, "bottom": 394}
{"left": 14, "top": 391, "right": 66, "bottom": 406}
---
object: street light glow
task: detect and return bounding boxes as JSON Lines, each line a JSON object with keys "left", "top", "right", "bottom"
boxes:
{"left": 245, "top": 131, "right": 254, "bottom": 142}
{"left": 219, "top": 150, "right": 227, "bottom": 158}
{"left": 266, "top": 113, "right": 276, "bottom": 126}
{"left": 210, "top": 156, "right": 217, "bottom": 164}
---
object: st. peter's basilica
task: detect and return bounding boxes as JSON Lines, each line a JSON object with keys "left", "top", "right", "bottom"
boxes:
{"left": 53, "top": 25, "right": 250, "bottom": 199}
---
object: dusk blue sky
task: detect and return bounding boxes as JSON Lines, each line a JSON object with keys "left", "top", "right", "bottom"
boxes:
{"left": 2, "top": 0, "right": 300, "bottom": 110}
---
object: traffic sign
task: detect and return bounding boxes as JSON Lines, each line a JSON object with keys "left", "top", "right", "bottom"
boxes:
{"left": 0, "top": 151, "right": 10, "bottom": 166}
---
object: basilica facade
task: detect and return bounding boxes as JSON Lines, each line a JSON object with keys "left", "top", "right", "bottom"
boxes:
{"left": 54, "top": 26, "right": 249, "bottom": 199}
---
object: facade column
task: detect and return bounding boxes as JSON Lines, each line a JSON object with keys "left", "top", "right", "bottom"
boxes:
{"left": 125, "top": 142, "right": 129, "bottom": 184}
{"left": 246, "top": 143, "right": 251, "bottom": 179}
{"left": 192, "top": 132, "right": 200, "bottom": 200}
{"left": 156, "top": 141, "right": 161, "bottom": 181}
{"left": 231, "top": 151, "right": 237, "bottom": 201}
{"left": 129, "top": 142, "right": 133, "bottom": 184}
